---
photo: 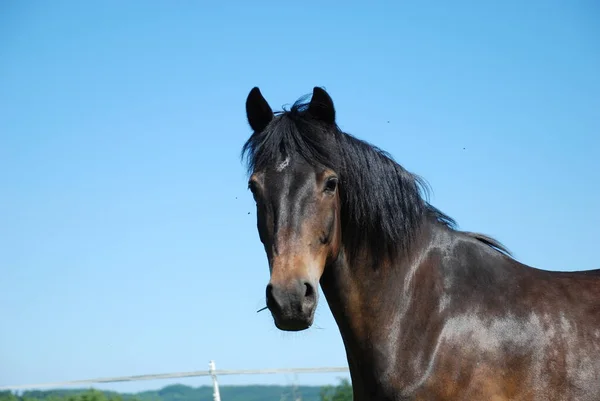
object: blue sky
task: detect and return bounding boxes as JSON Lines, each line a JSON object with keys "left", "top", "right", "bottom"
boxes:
{"left": 1, "top": 0, "right": 598, "bottom": 393}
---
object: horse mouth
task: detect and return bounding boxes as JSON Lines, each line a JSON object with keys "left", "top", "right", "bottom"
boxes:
{"left": 269, "top": 305, "right": 316, "bottom": 332}
{"left": 273, "top": 316, "right": 313, "bottom": 331}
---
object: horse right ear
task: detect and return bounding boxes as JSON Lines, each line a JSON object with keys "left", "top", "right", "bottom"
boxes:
{"left": 246, "top": 87, "right": 273, "bottom": 132}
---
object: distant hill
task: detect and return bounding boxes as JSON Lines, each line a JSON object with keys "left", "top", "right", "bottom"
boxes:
{"left": 6, "top": 383, "right": 325, "bottom": 401}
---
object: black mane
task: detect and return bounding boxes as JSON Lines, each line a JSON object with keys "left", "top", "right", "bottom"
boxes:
{"left": 241, "top": 95, "right": 511, "bottom": 263}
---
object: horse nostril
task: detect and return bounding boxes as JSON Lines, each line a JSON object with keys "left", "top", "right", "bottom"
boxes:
{"left": 301, "top": 282, "right": 317, "bottom": 315}
{"left": 304, "top": 282, "right": 315, "bottom": 299}
{"left": 266, "top": 283, "right": 275, "bottom": 305}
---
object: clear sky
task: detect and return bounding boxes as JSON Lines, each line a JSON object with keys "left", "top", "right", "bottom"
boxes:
{"left": 1, "top": 0, "right": 598, "bottom": 394}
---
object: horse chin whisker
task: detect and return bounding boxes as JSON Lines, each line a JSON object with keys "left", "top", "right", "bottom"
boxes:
{"left": 256, "top": 306, "right": 268, "bottom": 313}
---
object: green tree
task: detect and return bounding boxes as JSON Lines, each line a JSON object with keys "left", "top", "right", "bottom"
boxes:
{"left": 320, "top": 378, "right": 352, "bottom": 401}
{"left": 79, "top": 389, "right": 121, "bottom": 401}
{"left": 0, "top": 391, "right": 19, "bottom": 401}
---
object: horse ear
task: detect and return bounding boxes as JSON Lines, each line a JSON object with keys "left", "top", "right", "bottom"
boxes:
{"left": 308, "top": 87, "right": 335, "bottom": 124}
{"left": 246, "top": 87, "right": 273, "bottom": 132}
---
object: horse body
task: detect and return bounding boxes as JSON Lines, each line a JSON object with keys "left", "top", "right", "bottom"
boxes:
{"left": 241, "top": 86, "right": 600, "bottom": 400}
{"left": 321, "top": 222, "right": 600, "bottom": 400}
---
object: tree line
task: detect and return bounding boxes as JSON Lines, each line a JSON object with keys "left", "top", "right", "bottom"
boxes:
{"left": 0, "top": 378, "right": 352, "bottom": 401}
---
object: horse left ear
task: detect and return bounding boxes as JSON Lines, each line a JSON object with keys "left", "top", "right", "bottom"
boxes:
{"left": 308, "top": 87, "right": 335, "bottom": 125}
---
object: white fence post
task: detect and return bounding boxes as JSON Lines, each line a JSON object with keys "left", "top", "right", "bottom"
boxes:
{"left": 209, "top": 360, "right": 221, "bottom": 401}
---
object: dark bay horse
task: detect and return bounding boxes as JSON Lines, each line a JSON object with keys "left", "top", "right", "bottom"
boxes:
{"left": 241, "top": 86, "right": 600, "bottom": 400}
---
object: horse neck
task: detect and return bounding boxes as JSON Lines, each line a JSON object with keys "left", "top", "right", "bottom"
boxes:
{"left": 319, "top": 219, "right": 443, "bottom": 399}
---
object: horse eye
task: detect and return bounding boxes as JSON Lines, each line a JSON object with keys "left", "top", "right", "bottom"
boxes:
{"left": 324, "top": 177, "right": 338, "bottom": 192}
{"left": 248, "top": 180, "right": 258, "bottom": 195}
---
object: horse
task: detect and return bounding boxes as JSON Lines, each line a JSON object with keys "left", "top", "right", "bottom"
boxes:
{"left": 240, "top": 86, "right": 600, "bottom": 400}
